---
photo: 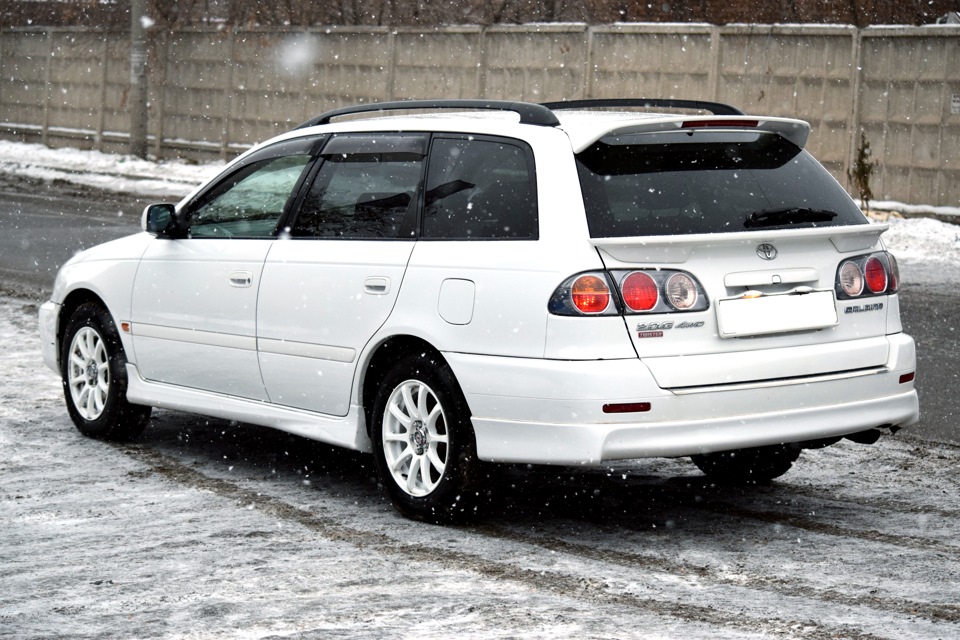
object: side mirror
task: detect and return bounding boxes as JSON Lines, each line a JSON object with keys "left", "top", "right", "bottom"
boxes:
{"left": 142, "top": 203, "right": 180, "bottom": 238}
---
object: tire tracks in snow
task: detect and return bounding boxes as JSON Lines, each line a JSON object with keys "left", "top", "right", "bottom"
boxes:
{"left": 113, "top": 442, "right": 952, "bottom": 639}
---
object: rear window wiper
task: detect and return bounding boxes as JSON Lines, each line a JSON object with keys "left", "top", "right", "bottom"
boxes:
{"left": 744, "top": 207, "right": 839, "bottom": 229}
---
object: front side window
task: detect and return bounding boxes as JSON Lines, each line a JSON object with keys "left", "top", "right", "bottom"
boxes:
{"left": 423, "top": 136, "right": 538, "bottom": 240}
{"left": 577, "top": 130, "right": 866, "bottom": 237}
{"left": 188, "top": 154, "right": 312, "bottom": 238}
{"left": 290, "top": 134, "right": 426, "bottom": 239}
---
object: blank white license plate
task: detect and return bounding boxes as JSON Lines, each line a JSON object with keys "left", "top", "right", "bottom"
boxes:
{"left": 717, "top": 290, "right": 838, "bottom": 338}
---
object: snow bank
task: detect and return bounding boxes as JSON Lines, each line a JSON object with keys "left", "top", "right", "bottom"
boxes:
{"left": 0, "top": 140, "right": 224, "bottom": 198}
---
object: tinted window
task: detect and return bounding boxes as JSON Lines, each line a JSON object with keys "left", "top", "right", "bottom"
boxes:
{"left": 290, "top": 135, "right": 424, "bottom": 239}
{"left": 423, "top": 136, "right": 537, "bottom": 240}
{"left": 576, "top": 131, "right": 866, "bottom": 237}
{"left": 188, "top": 154, "right": 312, "bottom": 238}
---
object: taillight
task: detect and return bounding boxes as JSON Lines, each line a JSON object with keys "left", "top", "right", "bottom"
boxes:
{"left": 571, "top": 275, "right": 611, "bottom": 314}
{"left": 835, "top": 252, "right": 899, "bottom": 299}
{"left": 621, "top": 272, "right": 659, "bottom": 311}
{"left": 549, "top": 269, "right": 708, "bottom": 316}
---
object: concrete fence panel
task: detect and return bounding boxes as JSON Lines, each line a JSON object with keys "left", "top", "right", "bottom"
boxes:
{"left": 587, "top": 25, "right": 716, "bottom": 102}
{"left": 482, "top": 25, "right": 588, "bottom": 102}
{"left": 394, "top": 28, "right": 483, "bottom": 100}
{"left": 303, "top": 29, "right": 392, "bottom": 111}
{"left": 0, "top": 31, "right": 49, "bottom": 138}
{"left": 858, "top": 29, "right": 960, "bottom": 206}
{"left": 716, "top": 26, "right": 858, "bottom": 178}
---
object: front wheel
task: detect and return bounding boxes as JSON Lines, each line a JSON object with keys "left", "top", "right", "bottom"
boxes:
{"left": 370, "top": 352, "right": 482, "bottom": 523}
{"left": 691, "top": 444, "right": 800, "bottom": 484}
{"left": 61, "top": 302, "right": 151, "bottom": 440}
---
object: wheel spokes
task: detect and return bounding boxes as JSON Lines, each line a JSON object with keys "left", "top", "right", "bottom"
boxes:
{"left": 382, "top": 378, "right": 450, "bottom": 497}
{"left": 67, "top": 327, "right": 110, "bottom": 421}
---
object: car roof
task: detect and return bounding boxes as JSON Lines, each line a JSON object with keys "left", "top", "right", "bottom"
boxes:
{"left": 261, "top": 100, "right": 811, "bottom": 161}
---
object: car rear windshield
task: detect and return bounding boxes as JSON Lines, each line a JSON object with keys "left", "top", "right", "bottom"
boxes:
{"left": 576, "top": 130, "right": 867, "bottom": 237}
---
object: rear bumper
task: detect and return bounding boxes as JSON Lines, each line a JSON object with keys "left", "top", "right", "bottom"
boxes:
{"left": 447, "top": 333, "right": 919, "bottom": 464}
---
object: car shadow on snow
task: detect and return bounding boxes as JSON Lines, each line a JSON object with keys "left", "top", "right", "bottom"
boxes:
{"left": 130, "top": 409, "right": 794, "bottom": 532}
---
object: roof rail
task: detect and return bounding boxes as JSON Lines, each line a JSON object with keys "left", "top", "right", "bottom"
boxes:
{"left": 297, "top": 99, "right": 561, "bottom": 129}
{"left": 540, "top": 98, "right": 744, "bottom": 116}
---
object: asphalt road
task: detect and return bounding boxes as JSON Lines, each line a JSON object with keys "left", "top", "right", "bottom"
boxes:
{"left": 0, "top": 175, "right": 955, "bottom": 445}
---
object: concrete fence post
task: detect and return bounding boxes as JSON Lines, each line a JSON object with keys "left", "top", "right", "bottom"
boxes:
{"left": 41, "top": 29, "right": 53, "bottom": 147}
{"left": 220, "top": 29, "right": 236, "bottom": 161}
{"left": 129, "top": 0, "right": 149, "bottom": 158}
{"left": 95, "top": 33, "right": 109, "bottom": 152}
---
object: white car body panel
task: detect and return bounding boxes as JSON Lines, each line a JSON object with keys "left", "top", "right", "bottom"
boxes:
{"left": 131, "top": 238, "right": 272, "bottom": 400}
{"left": 257, "top": 239, "right": 415, "bottom": 416}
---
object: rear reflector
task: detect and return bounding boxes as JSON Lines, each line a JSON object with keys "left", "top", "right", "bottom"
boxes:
{"left": 602, "top": 402, "right": 652, "bottom": 414}
{"left": 899, "top": 372, "right": 915, "bottom": 384}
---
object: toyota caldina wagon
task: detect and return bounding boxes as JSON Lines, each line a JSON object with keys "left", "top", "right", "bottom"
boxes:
{"left": 40, "top": 99, "right": 919, "bottom": 522}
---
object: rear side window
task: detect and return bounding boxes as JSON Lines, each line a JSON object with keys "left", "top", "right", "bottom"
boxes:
{"left": 576, "top": 130, "right": 866, "bottom": 237}
{"left": 423, "top": 136, "right": 537, "bottom": 240}
{"left": 290, "top": 134, "right": 426, "bottom": 239}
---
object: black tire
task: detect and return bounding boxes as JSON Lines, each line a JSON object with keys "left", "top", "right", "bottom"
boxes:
{"left": 370, "top": 352, "right": 482, "bottom": 523}
{"left": 690, "top": 444, "right": 801, "bottom": 484}
{"left": 60, "top": 302, "right": 151, "bottom": 440}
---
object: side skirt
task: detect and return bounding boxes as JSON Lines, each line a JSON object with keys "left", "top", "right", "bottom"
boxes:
{"left": 124, "top": 364, "right": 371, "bottom": 453}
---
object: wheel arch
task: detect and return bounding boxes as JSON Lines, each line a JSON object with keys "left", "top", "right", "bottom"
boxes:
{"left": 361, "top": 335, "right": 460, "bottom": 438}
{"left": 56, "top": 289, "right": 110, "bottom": 371}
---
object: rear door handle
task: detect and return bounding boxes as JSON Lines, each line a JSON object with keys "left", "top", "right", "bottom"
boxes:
{"left": 229, "top": 271, "right": 253, "bottom": 288}
{"left": 364, "top": 277, "right": 390, "bottom": 295}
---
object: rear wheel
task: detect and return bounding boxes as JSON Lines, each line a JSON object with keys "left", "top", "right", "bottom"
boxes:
{"left": 691, "top": 444, "right": 800, "bottom": 484}
{"left": 371, "top": 352, "right": 482, "bottom": 523}
{"left": 61, "top": 302, "right": 151, "bottom": 440}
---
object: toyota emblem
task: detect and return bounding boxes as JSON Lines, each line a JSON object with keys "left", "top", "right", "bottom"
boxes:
{"left": 757, "top": 243, "right": 778, "bottom": 260}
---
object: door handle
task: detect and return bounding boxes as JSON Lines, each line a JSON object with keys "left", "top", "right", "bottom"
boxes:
{"left": 364, "top": 277, "right": 390, "bottom": 295}
{"left": 229, "top": 271, "right": 253, "bottom": 288}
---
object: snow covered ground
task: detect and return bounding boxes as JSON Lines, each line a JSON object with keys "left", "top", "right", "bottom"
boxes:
{"left": 2, "top": 141, "right": 960, "bottom": 638}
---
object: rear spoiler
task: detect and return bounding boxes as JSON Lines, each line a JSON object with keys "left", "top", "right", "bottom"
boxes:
{"left": 590, "top": 224, "right": 888, "bottom": 264}
{"left": 566, "top": 116, "right": 811, "bottom": 153}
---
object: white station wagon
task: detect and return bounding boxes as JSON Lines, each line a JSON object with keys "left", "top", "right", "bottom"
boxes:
{"left": 40, "top": 99, "right": 919, "bottom": 522}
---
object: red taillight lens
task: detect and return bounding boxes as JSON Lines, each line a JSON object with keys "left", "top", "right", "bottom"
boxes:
{"left": 571, "top": 275, "right": 611, "bottom": 314}
{"left": 864, "top": 256, "right": 888, "bottom": 294}
{"left": 621, "top": 272, "right": 660, "bottom": 311}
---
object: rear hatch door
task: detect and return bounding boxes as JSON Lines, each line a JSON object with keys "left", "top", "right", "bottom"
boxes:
{"left": 575, "top": 124, "right": 896, "bottom": 388}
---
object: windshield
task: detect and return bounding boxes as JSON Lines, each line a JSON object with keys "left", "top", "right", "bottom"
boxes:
{"left": 576, "top": 130, "right": 867, "bottom": 237}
